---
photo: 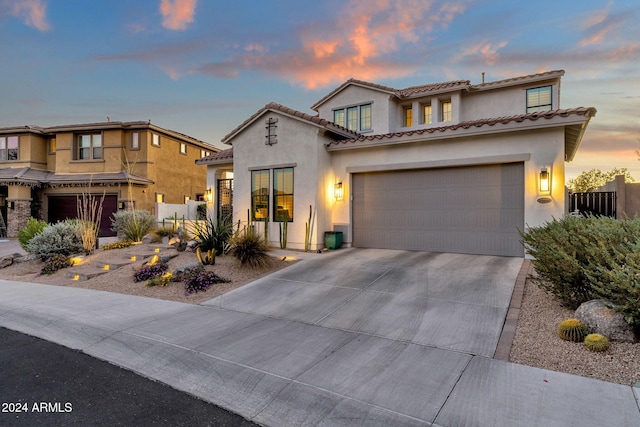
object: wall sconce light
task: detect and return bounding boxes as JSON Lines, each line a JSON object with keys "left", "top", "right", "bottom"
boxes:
{"left": 7, "top": 201, "right": 14, "bottom": 210}
{"left": 537, "top": 166, "right": 552, "bottom": 204}
{"left": 204, "top": 188, "right": 213, "bottom": 203}
{"left": 334, "top": 182, "right": 343, "bottom": 200}
{"left": 118, "top": 201, "right": 125, "bottom": 209}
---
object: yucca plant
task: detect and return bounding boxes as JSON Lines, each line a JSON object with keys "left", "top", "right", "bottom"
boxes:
{"left": 231, "top": 227, "right": 271, "bottom": 268}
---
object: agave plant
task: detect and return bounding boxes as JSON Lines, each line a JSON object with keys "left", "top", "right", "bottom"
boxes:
{"left": 190, "top": 214, "right": 233, "bottom": 255}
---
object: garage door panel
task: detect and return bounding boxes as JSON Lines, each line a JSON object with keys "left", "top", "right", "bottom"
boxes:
{"left": 352, "top": 164, "right": 524, "bottom": 257}
{"left": 48, "top": 195, "right": 118, "bottom": 237}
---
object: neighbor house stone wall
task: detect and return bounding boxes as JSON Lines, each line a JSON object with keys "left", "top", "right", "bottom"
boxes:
{"left": 7, "top": 199, "right": 31, "bottom": 238}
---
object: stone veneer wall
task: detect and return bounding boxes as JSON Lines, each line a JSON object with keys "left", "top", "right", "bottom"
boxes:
{"left": 7, "top": 199, "right": 31, "bottom": 238}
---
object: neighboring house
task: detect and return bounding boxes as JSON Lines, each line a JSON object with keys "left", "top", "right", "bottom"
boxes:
{"left": 197, "top": 70, "right": 596, "bottom": 257}
{"left": 0, "top": 121, "right": 217, "bottom": 237}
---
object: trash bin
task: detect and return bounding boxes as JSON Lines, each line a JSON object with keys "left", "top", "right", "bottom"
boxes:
{"left": 324, "top": 231, "right": 343, "bottom": 250}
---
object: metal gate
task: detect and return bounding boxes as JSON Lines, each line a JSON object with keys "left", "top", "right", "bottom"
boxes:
{"left": 217, "top": 179, "right": 233, "bottom": 220}
{"left": 569, "top": 192, "right": 616, "bottom": 217}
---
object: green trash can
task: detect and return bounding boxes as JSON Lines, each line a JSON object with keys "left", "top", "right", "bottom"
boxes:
{"left": 324, "top": 231, "right": 343, "bottom": 250}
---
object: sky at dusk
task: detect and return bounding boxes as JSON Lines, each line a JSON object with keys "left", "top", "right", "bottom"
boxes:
{"left": 1, "top": 0, "right": 638, "bottom": 181}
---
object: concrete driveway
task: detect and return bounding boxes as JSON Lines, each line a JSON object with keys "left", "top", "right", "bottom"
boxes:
{"left": 204, "top": 248, "right": 522, "bottom": 358}
{"left": 2, "top": 247, "right": 639, "bottom": 426}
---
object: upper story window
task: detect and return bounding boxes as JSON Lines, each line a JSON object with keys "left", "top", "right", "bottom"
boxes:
{"left": 0, "top": 136, "right": 18, "bottom": 161}
{"left": 441, "top": 100, "right": 452, "bottom": 122}
{"left": 527, "top": 86, "right": 552, "bottom": 113}
{"left": 200, "top": 149, "right": 211, "bottom": 158}
{"left": 333, "top": 103, "right": 372, "bottom": 131}
{"left": 152, "top": 133, "right": 160, "bottom": 146}
{"left": 404, "top": 107, "right": 413, "bottom": 127}
{"left": 360, "top": 104, "right": 372, "bottom": 131}
{"left": 48, "top": 138, "right": 56, "bottom": 154}
{"left": 76, "top": 134, "right": 102, "bottom": 160}
{"left": 423, "top": 104, "right": 432, "bottom": 124}
{"left": 179, "top": 142, "right": 187, "bottom": 155}
{"left": 131, "top": 132, "right": 140, "bottom": 150}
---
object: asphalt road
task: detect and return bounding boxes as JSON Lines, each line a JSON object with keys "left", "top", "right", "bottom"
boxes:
{"left": 0, "top": 327, "right": 257, "bottom": 426}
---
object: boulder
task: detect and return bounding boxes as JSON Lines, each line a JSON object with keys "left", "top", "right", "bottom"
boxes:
{"left": 141, "top": 234, "right": 154, "bottom": 244}
{"left": 575, "top": 299, "right": 637, "bottom": 343}
{"left": 0, "top": 255, "right": 13, "bottom": 269}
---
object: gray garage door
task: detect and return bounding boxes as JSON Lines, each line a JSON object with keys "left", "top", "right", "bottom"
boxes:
{"left": 352, "top": 163, "right": 524, "bottom": 257}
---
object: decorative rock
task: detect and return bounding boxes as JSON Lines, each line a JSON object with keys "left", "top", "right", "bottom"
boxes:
{"left": 141, "top": 234, "right": 154, "bottom": 244}
{"left": 0, "top": 255, "right": 13, "bottom": 269}
{"left": 575, "top": 299, "right": 637, "bottom": 343}
{"left": 161, "top": 236, "right": 169, "bottom": 244}
{"left": 172, "top": 262, "right": 202, "bottom": 281}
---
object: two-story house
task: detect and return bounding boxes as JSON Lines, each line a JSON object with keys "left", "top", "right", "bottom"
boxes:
{"left": 197, "top": 70, "right": 596, "bottom": 257}
{"left": 0, "top": 121, "right": 217, "bottom": 237}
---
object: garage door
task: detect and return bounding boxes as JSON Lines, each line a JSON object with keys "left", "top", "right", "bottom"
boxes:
{"left": 48, "top": 195, "right": 118, "bottom": 237}
{"left": 352, "top": 163, "right": 524, "bottom": 257}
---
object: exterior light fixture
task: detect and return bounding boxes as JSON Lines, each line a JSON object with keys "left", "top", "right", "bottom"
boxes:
{"left": 205, "top": 188, "right": 213, "bottom": 203}
{"left": 334, "top": 182, "right": 343, "bottom": 200}
{"left": 537, "top": 166, "right": 552, "bottom": 204}
{"left": 7, "top": 201, "right": 14, "bottom": 210}
{"left": 118, "top": 201, "right": 125, "bottom": 209}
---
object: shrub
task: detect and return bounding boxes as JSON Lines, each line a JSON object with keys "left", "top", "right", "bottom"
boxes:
{"left": 26, "top": 220, "right": 84, "bottom": 260}
{"left": 183, "top": 269, "right": 230, "bottom": 295}
{"left": 520, "top": 215, "right": 640, "bottom": 309}
{"left": 190, "top": 215, "right": 232, "bottom": 254}
{"left": 231, "top": 227, "right": 271, "bottom": 268}
{"left": 557, "top": 318, "right": 590, "bottom": 342}
{"left": 111, "top": 210, "right": 156, "bottom": 242}
{"left": 584, "top": 333, "right": 610, "bottom": 352}
{"left": 133, "top": 261, "right": 168, "bottom": 282}
{"left": 146, "top": 272, "right": 172, "bottom": 287}
{"left": 18, "top": 218, "right": 47, "bottom": 251}
{"left": 101, "top": 240, "right": 134, "bottom": 251}
{"left": 40, "top": 253, "right": 73, "bottom": 275}
{"left": 584, "top": 239, "right": 640, "bottom": 328}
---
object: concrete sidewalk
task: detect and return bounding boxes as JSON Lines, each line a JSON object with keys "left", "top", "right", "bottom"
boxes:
{"left": 0, "top": 247, "right": 639, "bottom": 426}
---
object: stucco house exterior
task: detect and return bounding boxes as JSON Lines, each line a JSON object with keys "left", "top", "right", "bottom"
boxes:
{"left": 197, "top": 70, "right": 595, "bottom": 257}
{"left": 0, "top": 121, "right": 217, "bottom": 237}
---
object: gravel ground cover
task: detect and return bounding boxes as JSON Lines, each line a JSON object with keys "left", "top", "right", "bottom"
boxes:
{"left": 509, "top": 278, "right": 640, "bottom": 386}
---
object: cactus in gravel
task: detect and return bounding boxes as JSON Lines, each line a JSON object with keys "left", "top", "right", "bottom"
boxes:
{"left": 304, "top": 205, "right": 312, "bottom": 252}
{"left": 584, "top": 333, "right": 610, "bottom": 352}
{"left": 196, "top": 246, "right": 216, "bottom": 265}
{"left": 557, "top": 318, "right": 590, "bottom": 342}
{"left": 279, "top": 212, "right": 288, "bottom": 249}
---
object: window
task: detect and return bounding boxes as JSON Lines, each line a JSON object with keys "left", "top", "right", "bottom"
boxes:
{"left": 0, "top": 136, "right": 18, "bottom": 161}
{"left": 273, "top": 167, "right": 293, "bottom": 222}
{"left": 423, "top": 105, "right": 432, "bottom": 124}
{"left": 179, "top": 142, "right": 187, "bottom": 155}
{"left": 333, "top": 109, "right": 345, "bottom": 127}
{"left": 404, "top": 107, "right": 413, "bottom": 127}
{"left": 131, "top": 132, "right": 139, "bottom": 150}
{"left": 76, "top": 134, "right": 102, "bottom": 160}
{"left": 251, "top": 170, "right": 269, "bottom": 220}
{"left": 155, "top": 193, "right": 164, "bottom": 203}
{"left": 152, "top": 133, "right": 160, "bottom": 146}
{"left": 360, "top": 104, "right": 371, "bottom": 131}
{"left": 48, "top": 138, "right": 56, "bottom": 154}
{"left": 441, "top": 101, "right": 452, "bottom": 122}
{"left": 346, "top": 106, "right": 358, "bottom": 131}
{"left": 527, "top": 86, "right": 552, "bottom": 113}
{"left": 333, "top": 103, "right": 372, "bottom": 131}
{"left": 200, "top": 149, "right": 210, "bottom": 158}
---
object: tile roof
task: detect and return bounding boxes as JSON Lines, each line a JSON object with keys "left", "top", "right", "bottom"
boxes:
{"left": 396, "top": 80, "right": 470, "bottom": 98}
{"left": 469, "top": 70, "right": 565, "bottom": 91}
{"left": 221, "top": 102, "right": 358, "bottom": 144}
{"left": 196, "top": 147, "right": 233, "bottom": 165}
{"left": 326, "top": 107, "right": 596, "bottom": 148}
{"left": 0, "top": 167, "right": 154, "bottom": 187}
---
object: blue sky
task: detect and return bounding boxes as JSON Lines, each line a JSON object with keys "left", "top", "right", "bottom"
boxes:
{"left": 1, "top": 0, "right": 639, "bottom": 181}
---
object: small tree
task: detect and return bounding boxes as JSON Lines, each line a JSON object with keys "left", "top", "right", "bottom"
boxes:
{"left": 568, "top": 167, "right": 634, "bottom": 193}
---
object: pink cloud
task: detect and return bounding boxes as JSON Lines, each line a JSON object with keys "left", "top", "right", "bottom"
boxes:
{"left": 2, "top": 0, "right": 50, "bottom": 31}
{"left": 159, "top": 0, "right": 196, "bottom": 31}
{"left": 457, "top": 41, "right": 508, "bottom": 66}
{"left": 579, "top": 7, "right": 626, "bottom": 47}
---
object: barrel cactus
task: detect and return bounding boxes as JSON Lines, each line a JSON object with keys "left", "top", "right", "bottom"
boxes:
{"left": 584, "top": 333, "right": 610, "bottom": 352}
{"left": 557, "top": 318, "right": 590, "bottom": 342}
